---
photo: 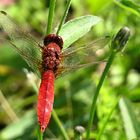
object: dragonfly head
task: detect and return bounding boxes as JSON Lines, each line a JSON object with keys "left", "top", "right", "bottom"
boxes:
{"left": 44, "top": 34, "right": 63, "bottom": 49}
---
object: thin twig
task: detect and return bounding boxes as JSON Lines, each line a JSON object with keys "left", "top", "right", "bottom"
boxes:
{"left": 56, "top": 0, "right": 72, "bottom": 35}
{"left": 46, "top": 0, "right": 56, "bottom": 35}
{"left": 86, "top": 51, "right": 116, "bottom": 139}
{"left": 0, "top": 89, "right": 19, "bottom": 122}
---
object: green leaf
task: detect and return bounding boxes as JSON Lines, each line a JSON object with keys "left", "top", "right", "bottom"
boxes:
{"left": 59, "top": 15, "right": 102, "bottom": 49}
{"left": 86, "top": 0, "right": 112, "bottom": 13}
{"left": 119, "top": 97, "right": 140, "bottom": 140}
{"left": 128, "top": 88, "right": 140, "bottom": 102}
{"left": 0, "top": 44, "right": 29, "bottom": 70}
{"left": 0, "top": 111, "right": 36, "bottom": 139}
{"left": 114, "top": 0, "right": 140, "bottom": 17}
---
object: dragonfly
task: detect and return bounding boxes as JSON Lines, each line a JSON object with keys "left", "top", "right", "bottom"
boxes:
{"left": 0, "top": 11, "right": 110, "bottom": 133}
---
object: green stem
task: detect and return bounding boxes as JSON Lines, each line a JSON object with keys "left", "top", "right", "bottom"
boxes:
{"left": 96, "top": 97, "right": 120, "bottom": 140}
{"left": 0, "top": 89, "right": 19, "bottom": 122}
{"left": 52, "top": 110, "right": 70, "bottom": 140}
{"left": 56, "top": 0, "right": 72, "bottom": 35}
{"left": 113, "top": 0, "right": 140, "bottom": 17}
{"left": 37, "top": 125, "right": 43, "bottom": 140}
{"left": 46, "top": 0, "right": 56, "bottom": 35}
{"left": 74, "top": 134, "right": 82, "bottom": 140}
{"left": 86, "top": 50, "right": 116, "bottom": 139}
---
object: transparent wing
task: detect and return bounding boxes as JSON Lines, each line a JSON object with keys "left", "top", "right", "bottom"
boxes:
{"left": 0, "top": 11, "right": 42, "bottom": 76}
{"left": 56, "top": 36, "right": 110, "bottom": 77}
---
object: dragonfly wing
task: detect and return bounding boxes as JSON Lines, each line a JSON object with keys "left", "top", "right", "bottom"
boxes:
{"left": 0, "top": 11, "right": 42, "bottom": 76}
{"left": 56, "top": 61, "right": 105, "bottom": 79}
{"left": 61, "top": 36, "right": 110, "bottom": 66}
{"left": 56, "top": 37, "right": 110, "bottom": 77}
{"left": 10, "top": 39, "right": 42, "bottom": 77}
{"left": 0, "top": 11, "right": 41, "bottom": 46}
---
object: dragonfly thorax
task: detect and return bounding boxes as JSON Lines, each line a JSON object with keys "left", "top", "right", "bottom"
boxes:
{"left": 42, "top": 43, "right": 61, "bottom": 72}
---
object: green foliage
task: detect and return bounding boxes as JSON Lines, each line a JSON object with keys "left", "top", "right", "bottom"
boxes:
{"left": 0, "top": 111, "right": 36, "bottom": 139}
{"left": 0, "top": 0, "right": 140, "bottom": 140}
{"left": 87, "top": 0, "right": 113, "bottom": 13}
{"left": 59, "top": 15, "right": 101, "bottom": 49}
{"left": 114, "top": 0, "right": 140, "bottom": 16}
{"left": 119, "top": 97, "right": 140, "bottom": 139}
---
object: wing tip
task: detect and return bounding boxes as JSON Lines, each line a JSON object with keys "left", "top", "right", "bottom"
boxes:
{"left": 0, "top": 11, "right": 7, "bottom": 15}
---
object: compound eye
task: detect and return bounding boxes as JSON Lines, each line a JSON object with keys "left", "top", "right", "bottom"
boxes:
{"left": 43, "top": 34, "right": 54, "bottom": 46}
{"left": 44, "top": 34, "right": 63, "bottom": 49}
{"left": 56, "top": 36, "right": 63, "bottom": 49}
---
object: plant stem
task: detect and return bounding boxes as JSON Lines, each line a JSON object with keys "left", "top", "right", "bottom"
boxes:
{"left": 52, "top": 110, "right": 70, "bottom": 140}
{"left": 96, "top": 97, "right": 120, "bottom": 140}
{"left": 46, "top": 0, "right": 56, "bottom": 35}
{"left": 56, "top": 0, "right": 72, "bottom": 35}
{"left": 37, "top": 125, "right": 43, "bottom": 140}
{"left": 40, "top": 133, "right": 43, "bottom": 140}
{"left": 86, "top": 50, "right": 116, "bottom": 139}
{"left": 0, "top": 89, "right": 19, "bottom": 122}
{"left": 113, "top": 0, "right": 140, "bottom": 17}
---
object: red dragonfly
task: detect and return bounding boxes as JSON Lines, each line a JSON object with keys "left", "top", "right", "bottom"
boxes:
{"left": 0, "top": 11, "right": 110, "bottom": 132}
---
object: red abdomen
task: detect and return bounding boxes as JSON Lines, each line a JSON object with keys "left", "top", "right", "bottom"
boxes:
{"left": 37, "top": 70, "right": 55, "bottom": 132}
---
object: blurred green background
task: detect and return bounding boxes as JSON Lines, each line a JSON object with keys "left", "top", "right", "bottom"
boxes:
{"left": 0, "top": 0, "right": 140, "bottom": 139}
